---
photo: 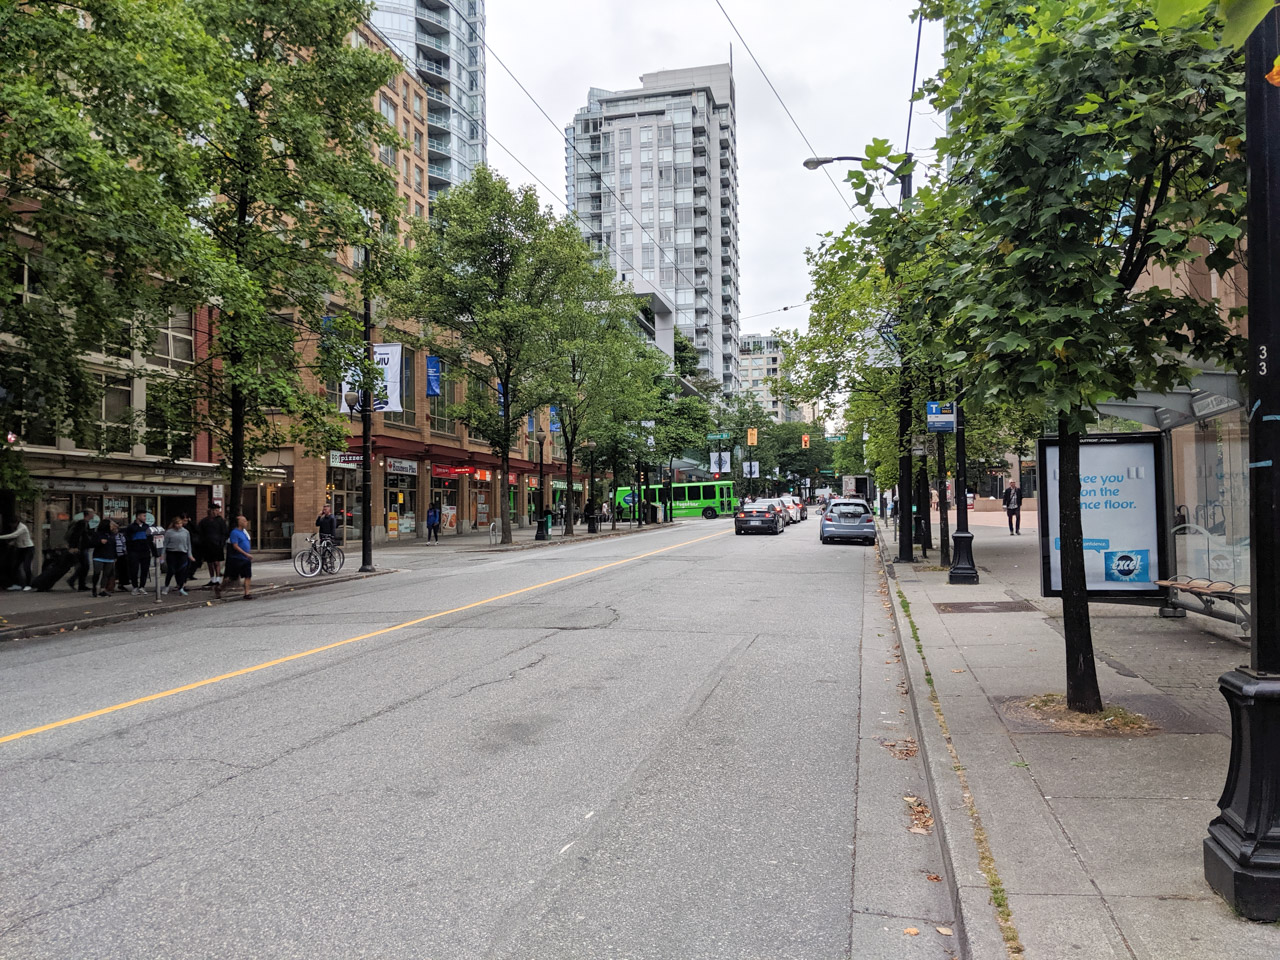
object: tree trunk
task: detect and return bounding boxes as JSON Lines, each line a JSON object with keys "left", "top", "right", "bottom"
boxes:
{"left": 916, "top": 459, "right": 931, "bottom": 557}
{"left": 229, "top": 379, "right": 245, "bottom": 519}
{"left": 610, "top": 453, "right": 618, "bottom": 531}
{"left": 896, "top": 372, "right": 914, "bottom": 563}
{"left": 937, "top": 431, "right": 951, "bottom": 567}
{"left": 564, "top": 455, "right": 575, "bottom": 535}
{"left": 1058, "top": 412, "right": 1103, "bottom": 713}
{"left": 500, "top": 446, "right": 512, "bottom": 544}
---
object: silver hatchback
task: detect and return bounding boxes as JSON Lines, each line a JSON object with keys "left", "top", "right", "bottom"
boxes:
{"left": 820, "top": 501, "right": 877, "bottom": 545}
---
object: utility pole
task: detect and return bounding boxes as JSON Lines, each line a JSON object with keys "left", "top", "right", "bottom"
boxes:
{"left": 358, "top": 295, "right": 374, "bottom": 572}
{"left": 1205, "top": 9, "right": 1280, "bottom": 919}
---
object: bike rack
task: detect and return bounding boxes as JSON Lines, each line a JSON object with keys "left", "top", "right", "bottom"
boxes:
{"left": 488, "top": 521, "right": 499, "bottom": 545}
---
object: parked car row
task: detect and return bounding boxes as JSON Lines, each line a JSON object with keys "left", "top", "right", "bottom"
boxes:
{"left": 733, "top": 495, "right": 808, "bottom": 535}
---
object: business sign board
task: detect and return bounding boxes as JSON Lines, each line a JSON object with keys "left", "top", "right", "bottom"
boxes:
{"left": 1037, "top": 433, "right": 1168, "bottom": 598}
{"left": 926, "top": 401, "right": 956, "bottom": 433}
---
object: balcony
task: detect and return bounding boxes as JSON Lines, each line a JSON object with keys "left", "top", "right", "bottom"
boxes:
{"left": 427, "top": 160, "right": 452, "bottom": 181}
{"left": 417, "top": 6, "right": 450, "bottom": 30}
{"left": 416, "top": 58, "right": 448, "bottom": 80}
{"left": 693, "top": 217, "right": 709, "bottom": 232}
{"left": 426, "top": 136, "right": 453, "bottom": 159}
{"left": 694, "top": 234, "right": 709, "bottom": 253}
{"left": 419, "top": 33, "right": 451, "bottom": 55}
{"left": 693, "top": 154, "right": 707, "bottom": 173}
{"left": 693, "top": 135, "right": 708, "bottom": 154}
{"left": 425, "top": 87, "right": 449, "bottom": 105}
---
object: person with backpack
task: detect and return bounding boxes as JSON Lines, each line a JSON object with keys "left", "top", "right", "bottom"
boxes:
{"left": 197, "top": 504, "right": 229, "bottom": 596}
{"left": 90, "top": 520, "right": 119, "bottom": 597}
{"left": 124, "top": 510, "right": 154, "bottom": 595}
{"left": 426, "top": 502, "right": 441, "bottom": 543}
{"left": 65, "top": 508, "right": 96, "bottom": 591}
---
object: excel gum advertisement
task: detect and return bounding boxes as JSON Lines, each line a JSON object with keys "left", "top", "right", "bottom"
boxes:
{"left": 1040, "top": 436, "right": 1165, "bottom": 596}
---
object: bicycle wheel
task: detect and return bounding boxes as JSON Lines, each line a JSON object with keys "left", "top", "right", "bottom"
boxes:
{"left": 294, "top": 549, "right": 322, "bottom": 578}
{"left": 324, "top": 546, "right": 345, "bottom": 574}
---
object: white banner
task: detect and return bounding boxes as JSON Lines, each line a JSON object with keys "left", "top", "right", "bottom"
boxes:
{"left": 340, "top": 343, "right": 403, "bottom": 414}
{"left": 710, "top": 451, "right": 731, "bottom": 473}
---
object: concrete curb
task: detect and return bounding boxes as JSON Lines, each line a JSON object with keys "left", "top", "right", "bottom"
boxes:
{"left": 0, "top": 569, "right": 395, "bottom": 644}
{"left": 457, "top": 521, "right": 697, "bottom": 553}
{"left": 877, "top": 542, "right": 1010, "bottom": 960}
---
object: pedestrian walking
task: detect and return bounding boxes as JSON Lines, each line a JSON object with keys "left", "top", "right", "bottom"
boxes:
{"left": 426, "top": 502, "right": 441, "bottom": 543}
{"left": 226, "top": 514, "right": 254, "bottom": 599}
{"left": 162, "top": 516, "right": 194, "bottom": 596}
{"left": 198, "top": 504, "right": 228, "bottom": 596}
{"left": 124, "top": 510, "right": 153, "bottom": 594}
{"left": 316, "top": 504, "right": 338, "bottom": 542}
{"left": 90, "top": 520, "right": 119, "bottom": 597}
{"left": 65, "top": 508, "right": 96, "bottom": 591}
{"left": 1003, "top": 480, "right": 1023, "bottom": 536}
{"left": 0, "top": 516, "right": 36, "bottom": 591}
{"left": 113, "top": 525, "right": 129, "bottom": 591}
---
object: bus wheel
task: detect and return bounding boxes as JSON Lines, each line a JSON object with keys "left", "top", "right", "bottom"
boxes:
{"left": 702, "top": 507, "right": 718, "bottom": 519}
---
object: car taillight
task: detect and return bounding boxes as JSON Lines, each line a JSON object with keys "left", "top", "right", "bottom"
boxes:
{"left": 736, "top": 512, "right": 745, "bottom": 518}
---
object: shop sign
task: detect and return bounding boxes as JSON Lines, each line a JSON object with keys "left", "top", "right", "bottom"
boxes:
{"left": 474, "top": 469, "right": 492, "bottom": 482}
{"left": 386, "top": 457, "right": 418, "bottom": 476}
{"left": 431, "top": 464, "right": 475, "bottom": 479}
{"left": 37, "top": 478, "right": 196, "bottom": 496}
{"left": 329, "top": 451, "right": 360, "bottom": 469}
{"left": 388, "top": 511, "right": 399, "bottom": 537}
{"left": 508, "top": 471, "right": 518, "bottom": 486}
{"left": 153, "top": 466, "right": 219, "bottom": 480}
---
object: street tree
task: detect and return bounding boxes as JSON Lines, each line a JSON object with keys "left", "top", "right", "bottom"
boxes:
{"left": 0, "top": 0, "right": 218, "bottom": 503}
{"left": 397, "top": 166, "right": 592, "bottom": 544}
{"left": 150, "top": 0, "right": 405, "bottom": 518}
{"left": 928, "top": 0, "right": 1247, "bottom": 710}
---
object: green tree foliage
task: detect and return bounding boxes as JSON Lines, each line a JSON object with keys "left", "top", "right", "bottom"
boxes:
{"left": 930, "top": 0, "right": 1247, "bottom": 711}
{"left": 151, "top": 0, "right": 405, "bottom": 517}
{"left": 0, "top": 0, "right": 217, "bottom": 490}
{"left": 397, "top": 166, "right": 596, "bottom": 543}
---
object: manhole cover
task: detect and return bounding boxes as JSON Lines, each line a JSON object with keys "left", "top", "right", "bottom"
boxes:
{"left": 934, "top": 600, "right": 1038, "bottom": 614}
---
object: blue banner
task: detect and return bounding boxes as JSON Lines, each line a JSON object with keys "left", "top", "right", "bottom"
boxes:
{"left": 549, "top": 405, "right": 561, "bottom": 432}
{"left": 426, "top": 356, "right": 441, "bottom": 397}
{"left": 528, "top": 412, "right": 536, "bottom": 433}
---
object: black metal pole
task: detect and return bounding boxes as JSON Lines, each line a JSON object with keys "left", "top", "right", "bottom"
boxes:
{"left": 950, "top": 397, "right": 979, "bottom": 584}
{"left": 895, "top": 372, "right": 915, "bottom": 564}
{"left": 359, "top": 296, "right": 374, "bottom": 572}
{"left": 535, "top": 435, "right": 546, "bottom": 541}
{"left": 1204, "top": 9, "right": 1280, "bottom": 920}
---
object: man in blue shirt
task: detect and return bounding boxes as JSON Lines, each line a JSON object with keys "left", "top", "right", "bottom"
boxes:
{"left": 124, "top": 510, "right": 153, "bottom": 595}
{"left": 226, "top": 514, "right": 254, "bottom": 600}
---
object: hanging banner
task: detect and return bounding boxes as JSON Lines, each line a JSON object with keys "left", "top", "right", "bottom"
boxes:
{"left": 340, "top": 343, "right": 403, "bottom": 413}
{"left": 426, "top": 356, "right": 442, "bottom": 397}
{"left": 549, "top": 405, "right": 561, "bottom": 432}
{"left": 710, "top": 451, "right": 731, "bottom": 472}
{"left": 1038, "top": 433, "right": 1168, "bottom": 598}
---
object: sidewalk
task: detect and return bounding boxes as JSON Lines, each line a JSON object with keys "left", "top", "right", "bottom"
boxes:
{"left": 881, "top": 512, "right": 1280, "bottom": 959}
{"left": 0, "top": 517, "right": 689, "bottom": 642}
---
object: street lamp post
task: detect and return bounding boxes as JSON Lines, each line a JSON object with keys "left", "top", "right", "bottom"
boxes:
{"left": 949, "top": 396, "right": 979, "bottom": 584}
{"left": 1204, "top": 9, "right": 1280, "bottom": 919}
{"left": 803, "top": 152, "right": 914, "bottom": 564}
{"left": 534, "top": 427, "right": 548, "bottom": 541}
{"left": 580, "top": 440, "right": 598, "bottom": 532}
{"left": 358, "top": 296, "right": 374, "bottom": 572}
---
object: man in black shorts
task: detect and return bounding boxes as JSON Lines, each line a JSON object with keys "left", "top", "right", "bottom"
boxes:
{"left": 198, "top": 503, "right": 229, "bottom": 597}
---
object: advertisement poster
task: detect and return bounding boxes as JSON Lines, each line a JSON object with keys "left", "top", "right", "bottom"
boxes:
{"left": 387, "top": 511, "right": 399, "bottom": 539}
{"left": 1039, "top": 434, "right": 1166, "bottom": 597}
{"left": 476, "top": 492, "right": 489, "bottom": 525}
{"left": 442, "top": 504, "right": 458, "bottom": 530}
{"left": 339, "top": 343, "right": 403, "bottom": 413}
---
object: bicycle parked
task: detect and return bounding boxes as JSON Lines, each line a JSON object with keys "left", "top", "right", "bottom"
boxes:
{"left": 293, "top": 535, "right": 344, "bottom": 577}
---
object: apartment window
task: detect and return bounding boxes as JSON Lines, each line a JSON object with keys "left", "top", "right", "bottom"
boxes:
{"left": 659, "top": 226, "right": 674, "bottom": 244}
{"left": 658, "top": 147, "right": 673, "bottom": 162}
{"left": 620, "top": 129, "right": 631, "bottom": 146}
{"left": 675, "top": 148, "right": 692, "bottom": 164}
{"left": 676, "top": 187, "right": 693, "bottom": 205}
{"left": 640, "top": 167, "right": 653, "bottom": 184}
{"left": 659, "top": 187, "right": 674, "bottom": 205}
{"left": 414, "top": 166, "right": 424, "bottom": 193}
{"left": 403, "top": 155, "right": 411, "bottom": 184}
{"left": 380, "top": 95, "right": 396, "bottom": 126}
{"left": 413, "top": 130, "right": 423, "bottom": 156}
{"left": 619, "top": 149, "right": 631, "bottom": 165}
{"left": 671, "top": 107, "right": 692, "bottom": 125}
{"left": 430, "top": 361, "right": 456, "bottom": 433}
{"left": 660, "top": 208, "right": 674, "bottom": 224}
{"left": 642, "top": 246, "right": 655, "bottom": 269}
{"left": 144, "top": 383, "right": 193, "bottom": 459}
{"left": 619, "top": 169, "right": 631, "bottom": 187}
{"left": 620, "top": 229, "right": 632, "bottom": 246}
{"left": 413, "top": 92, "right": 423, "bottom": 117}
{"left": 639, "top": 126, "right": 653, "bottom": 143}
{"left": 674, "top": 127, "right": 692, "bottom": 145}
{"left": 641, "top": 208, "right": 654, "bottom": 225}
{"left": 401, "top": 80, "right": 410, "bottom": 102}
{"left": 384, "top": 348, "right": 417, "bottom": 426}
{"left": 641, "top": 188, "right": 653, "bottom": 205}
{"left": 619, "top": 189, "right": 631, "bottom": 207}
{"left": 78, "top": 375, "right": 134, "bottom": 454}
{"left": 414, "top": 202, "right": 424, "bottom": 218}
{"left": 148, "top": 308, "right": 195, "bottom": 368}
{"left": 619, "top": 210, "right": 632, "bottom": 227}
{"left": 675, "top": 227, "right": 691, "bottom": 244}
{"left": 640, "top": 148, "right": 653, "bottom": 164}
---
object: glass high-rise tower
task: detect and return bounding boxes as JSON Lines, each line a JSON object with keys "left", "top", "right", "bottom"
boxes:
{"left": 567, "top": 64, "right": 740, "bottom": 394}
{"left": 369, "top": 0, "right": 487, "bottom": 195}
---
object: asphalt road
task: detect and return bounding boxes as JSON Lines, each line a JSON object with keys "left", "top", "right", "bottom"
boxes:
{"left": 0, "top": 518, "right": 954, "bottom": 959}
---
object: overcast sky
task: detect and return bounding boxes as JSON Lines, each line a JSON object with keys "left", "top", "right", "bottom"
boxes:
{"left": 484, "top": 1, "right": 944, "bottom": 339}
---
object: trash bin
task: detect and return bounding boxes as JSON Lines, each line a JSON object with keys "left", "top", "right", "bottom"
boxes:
{"left": 587, "top": 513, "right": 599, "bottom": 534}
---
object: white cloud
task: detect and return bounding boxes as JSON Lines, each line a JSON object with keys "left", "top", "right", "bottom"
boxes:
{"left": 485, "top": 0, "right": 943, "bottom": 338}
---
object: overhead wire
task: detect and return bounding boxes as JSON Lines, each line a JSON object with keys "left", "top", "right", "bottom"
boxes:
{"left": 711, "top": 0, "right": 854, "bottom": 216}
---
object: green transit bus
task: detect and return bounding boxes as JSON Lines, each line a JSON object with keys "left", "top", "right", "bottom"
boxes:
{"left": 614, "top": 480, "right": 737, "bottom": 520}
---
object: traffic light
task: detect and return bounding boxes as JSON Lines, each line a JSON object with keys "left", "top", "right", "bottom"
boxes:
{"left": 713, "top": 472, "right": 721, "bottom": 480}
{"left": 802, "top": 434, "right": 810, "bottom": 449}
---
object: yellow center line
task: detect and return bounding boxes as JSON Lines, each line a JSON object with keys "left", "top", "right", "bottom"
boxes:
{"left": 0, "top": 528, "right": 731, "bottom": 746}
